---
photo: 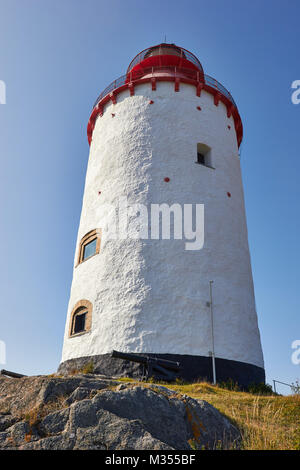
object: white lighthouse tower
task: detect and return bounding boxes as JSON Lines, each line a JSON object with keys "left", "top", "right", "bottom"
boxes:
{"left": 59, "top": 44, "right": 264, "bottom": 386}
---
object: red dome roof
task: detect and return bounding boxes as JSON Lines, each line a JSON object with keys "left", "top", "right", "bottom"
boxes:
{"left": 127, "top": 43, "right": 204, "bottom": 78}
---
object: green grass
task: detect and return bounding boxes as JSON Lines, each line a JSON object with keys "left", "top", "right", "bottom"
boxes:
{"left": 116, "top": 378, "right": 300, "bottom": 450}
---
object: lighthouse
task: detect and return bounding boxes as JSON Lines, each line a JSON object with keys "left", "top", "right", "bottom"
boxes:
{"left": 59, "top": 44, "right": 265, "bottom": 386}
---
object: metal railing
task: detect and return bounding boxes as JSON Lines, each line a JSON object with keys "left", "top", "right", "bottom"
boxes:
{"left": 127, "top": 44, "right": 203, "bottom": 73}
{"left": 92, "top": 66, "right": 236, "bottom": 110}
{"left": 273, "top": 379, "right": 300, "bottom": 395}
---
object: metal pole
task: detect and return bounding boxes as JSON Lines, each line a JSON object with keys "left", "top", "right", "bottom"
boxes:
{"left": 273, "top": 380, "right": 276, "bottom": 394}
{"left": 209, "top": 281, "right": 217, "bottom": 385}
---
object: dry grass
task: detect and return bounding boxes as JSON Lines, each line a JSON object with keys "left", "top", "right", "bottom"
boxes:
{"left": 162, "top": 382, "right": 300, "bottom": 450}
{"left": 117, "top": 377, "right": 135, "bottom": 383}
{"left": 68, "top": 361, "right": 95, "bottom": 376}
{"left": 21, "top": 394, "right": 68, "bottom": 430}
{"left": 117, "top": 379, "right": 300, "bottom": 450}
{"left": 14, "top": 375, "right": 299, "bottom": 450}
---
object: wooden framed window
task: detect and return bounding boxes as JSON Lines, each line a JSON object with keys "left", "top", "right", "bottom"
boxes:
{"left": 69, "top": 300, "right": 92, "bottom": 337}
{"left": 77, "top": 229, "right": 101, "bottom": 266}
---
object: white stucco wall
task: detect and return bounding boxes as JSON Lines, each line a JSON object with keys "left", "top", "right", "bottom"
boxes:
{"left": 61, "top": 81, "right": 264, "bottom": 369}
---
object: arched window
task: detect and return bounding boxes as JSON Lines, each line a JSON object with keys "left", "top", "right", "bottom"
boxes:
{"left": 77, "top": 229, "right": 101, "bottom": 266}
{"left": 69, "top": 300, "right": 92, "bottom": 337}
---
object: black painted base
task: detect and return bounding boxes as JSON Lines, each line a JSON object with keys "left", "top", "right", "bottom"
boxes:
{"left": 58, "top": 353, "right": 265, "bottom": 389}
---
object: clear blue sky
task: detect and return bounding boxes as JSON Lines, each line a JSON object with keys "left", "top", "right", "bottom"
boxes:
{"left": 0, "top": 0, "right": 299, "bottom": 393}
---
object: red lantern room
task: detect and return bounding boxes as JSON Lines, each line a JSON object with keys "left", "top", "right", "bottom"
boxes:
{"left": 87, "top": 43, "right": 243, "bottom": 148}
{"left": 127, "top": 43, "right": 204, "bottom": 81}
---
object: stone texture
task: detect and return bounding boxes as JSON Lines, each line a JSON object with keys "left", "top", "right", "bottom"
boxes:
{"left": 0, "top": 414, "right": 17, "bottom": 432}
{"left": 39, "top": 408, "right": 70, "bottom": 436}
{"left": 0, "top": 374, "right": 118, "bottom": 415}
{"left": 0, "top": 375, "right": 240, "bottom": 450}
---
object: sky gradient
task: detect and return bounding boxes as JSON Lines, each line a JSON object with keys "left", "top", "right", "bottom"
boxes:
{"left": 0, "top": 0, "right": 299, "bottom": 394}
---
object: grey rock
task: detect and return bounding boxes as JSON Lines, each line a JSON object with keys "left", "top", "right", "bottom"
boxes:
{"left": 6, "top": 421, "right": 40, "bottom": 448}
{"left": 0, "top": 431, "right": 9, "bottom": 447}
{"left": 69, "top": 399, "right": 99, "bottom": 429}
{"left": 10, "top": 421, "right": 31, "bottom": 443}
{"left": 115, "top": 383, "right": 127, "bottom": 391}
{"left": 0, "top": 375, "right": 240, "bottom": 450}
{"left": 65, "top": 387, "right": 92, "bottom": 405}
{"left": 21, "top": 433, "right": 76, "bottom": 450}
{"left": 39, "top": 408, "right": 70, "bottom": 436}
{"left": 65, "top": 383, "right": 110, "bottom": 405}
{"left": 92, "top": 386, "right": 191, "bottom": 449}
{"left": 38, "top": 377, "right": 118, "bottom": 404}
{"left": 0, "top": 414, "right": 17, "bottom": 432}
{"left": 73, "top": 408, "right": 173, "bottom": 450}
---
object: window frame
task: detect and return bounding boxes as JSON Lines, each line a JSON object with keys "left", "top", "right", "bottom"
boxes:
{"left": 77, "top": 229, "right": 101, "bottom": 266}
{"left": 196, "top": 143, "right": 214, "bottom": 169}
{"left": 69, "top": 300, "right": 92, "bottom": 338}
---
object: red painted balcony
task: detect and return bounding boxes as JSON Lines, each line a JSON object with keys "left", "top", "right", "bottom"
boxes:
{"left": 87, "top": 44, "right": 243, "bottom": 148}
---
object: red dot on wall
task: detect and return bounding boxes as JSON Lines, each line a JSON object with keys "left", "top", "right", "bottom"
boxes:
{"left": 98, "top": 191, "right": 101, "bottom": 195}
{"left": 149, "top": 100, "right": 154, "bottom": 104}
{"left": 164, "top": 177, "right": 170, "bottom": 182}
{"left": 111, "top": 113, "right": 115, "bottom": 117}
{"left": 227, "top": 192, "right": 231, "bottom": 197}
{"left": 197, "top": 106, "right": 201, "bottom": 111}
{"left": 228, "top": 125, "right": 231, "bottom": 129}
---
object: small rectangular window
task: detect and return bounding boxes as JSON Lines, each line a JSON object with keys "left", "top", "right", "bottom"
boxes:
{"left": 83, "top": 238, "right": 97, "bottom": 260}
{"left": 74, "top": 312, "right": 86, "bottom": 334}
{"left": 196, "top": 143, "right": 213, "bottom": 168}
{"left": 197, "top": 152, "right": 205, "bottom": 165}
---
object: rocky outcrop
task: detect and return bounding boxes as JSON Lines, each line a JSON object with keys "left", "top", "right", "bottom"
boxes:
{"left": 0, "top": 374, "right": 240, "bottom": 450}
